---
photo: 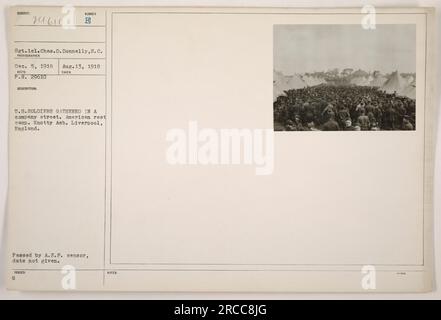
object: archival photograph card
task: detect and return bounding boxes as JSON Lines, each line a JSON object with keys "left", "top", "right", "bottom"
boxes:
{"left": 6, "top": 6, "right": 436, "bottom": 292}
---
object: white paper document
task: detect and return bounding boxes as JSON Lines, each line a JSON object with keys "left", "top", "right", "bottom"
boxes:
{"left": 6, "top": 6, "right": 436, "bottom": 292}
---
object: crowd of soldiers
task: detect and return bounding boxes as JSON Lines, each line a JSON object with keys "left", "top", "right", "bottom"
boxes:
{"left": 273, "top": 85, "right": 416, "bottom": 131}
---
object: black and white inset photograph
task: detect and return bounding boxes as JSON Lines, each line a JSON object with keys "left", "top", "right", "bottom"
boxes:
{"left": 273, "top": 25, "right": 416, "bottom": 131}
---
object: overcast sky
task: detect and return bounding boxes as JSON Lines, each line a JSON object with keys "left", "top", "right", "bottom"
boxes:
{"left": 274, "top": 24, "right": 416, "bottom": 75}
